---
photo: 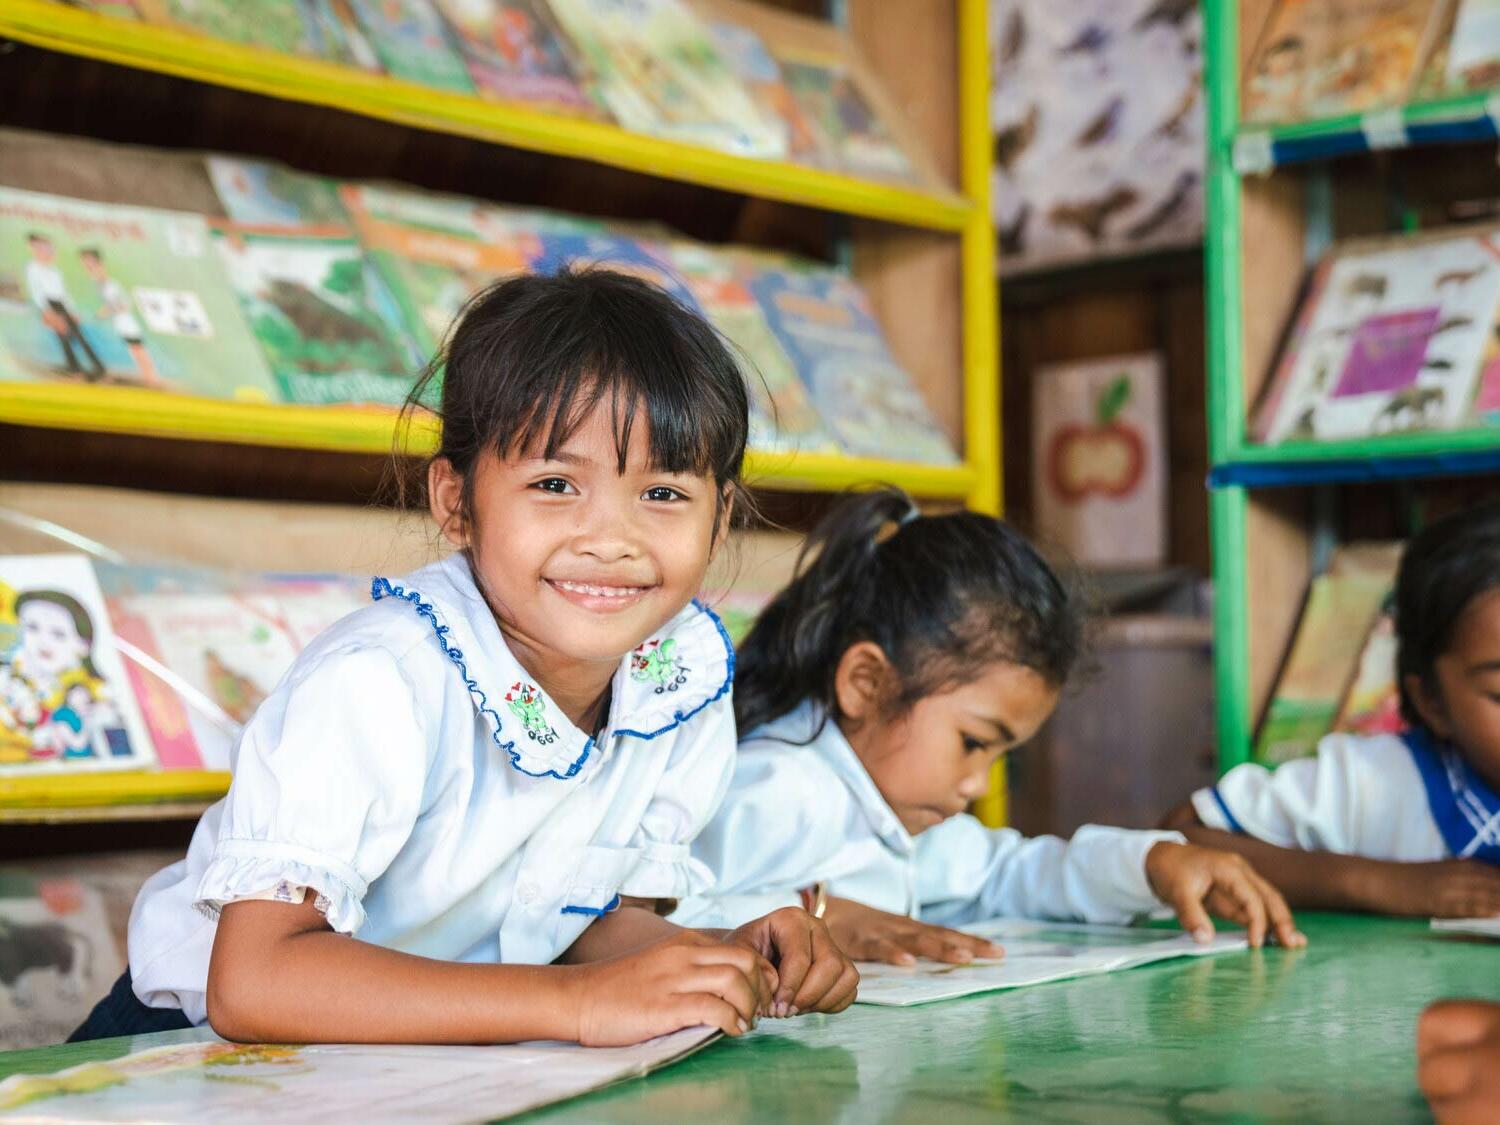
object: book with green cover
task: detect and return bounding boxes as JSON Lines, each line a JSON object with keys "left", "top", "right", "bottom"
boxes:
{"left": 545, "top": 0, "right": 785, "bottom": 156}
{"left": 348, "top": 0, "right": 476, "bottom": 92}
{"left": 431, "top": 0, "right": 597, "bottom": 112}
{"left": 207, "top": 156, "right": 351, "bottom": 227}
{"left": 0, "top": 187, "right": 280, "bottom": 400}
{"left": 151, "top": 0, "right": 380, "bottom": 69}
{"left": 212, "top": 223, "right": 421, "bottom": 406}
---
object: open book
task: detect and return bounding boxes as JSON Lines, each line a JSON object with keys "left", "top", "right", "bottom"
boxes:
{"left": 1432, "top": 916, "right": 1500, "bottom": 938}
{"left": 854, "top": 919, "right": 1248, "bottom": 1007}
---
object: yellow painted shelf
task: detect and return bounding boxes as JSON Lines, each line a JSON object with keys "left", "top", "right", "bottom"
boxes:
{"left": 0, "top": 0, "right": 970, "bottom": 232}
{"left": 0, "top": 769, "right": 228, "bottom": 817}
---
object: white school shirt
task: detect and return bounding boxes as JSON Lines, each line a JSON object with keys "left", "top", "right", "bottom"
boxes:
{"left": 1192, "top": 731, "right": 1450, "bottom": 860}
{"left": 128, "top": 552, "right": 737, "bottom": 1025}
{"left": 25, "top": 260, "right": 74, "bottom": 314}
{"left": 672, "top": 700, "right": 1183, "bottom": 931}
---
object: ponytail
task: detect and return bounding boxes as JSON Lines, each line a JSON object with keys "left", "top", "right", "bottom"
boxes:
{"left": 734, "top": 486, "right": 1082, "bottom": 736}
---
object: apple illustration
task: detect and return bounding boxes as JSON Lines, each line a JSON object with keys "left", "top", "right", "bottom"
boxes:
{"left": 1048, "top": 375, "right": 1146, "bottom": 502}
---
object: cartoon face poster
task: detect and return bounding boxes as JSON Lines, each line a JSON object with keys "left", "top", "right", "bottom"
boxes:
{"left": 0, "top": 555, "right": 156, "bottom": 775}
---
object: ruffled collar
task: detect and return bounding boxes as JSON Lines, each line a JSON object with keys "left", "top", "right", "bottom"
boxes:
{"left": 1405, "top": 727, "right": 1500, "bottom": 864}
{"left": 371, "top": 553, "right": 734, "bottom": 782}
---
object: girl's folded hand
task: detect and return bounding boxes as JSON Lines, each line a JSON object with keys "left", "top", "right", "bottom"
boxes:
{"left": 822, "top": 896, "right": 1004, "bottom": 966}
{"left": 726, "top": 907, "right": 859, "bottom": 1017}
{"left": 570, "top": 930, "right": 773, "bottom": 1047}
{"left": 1145, "top": 841, "right": 1308, "bottom": 950}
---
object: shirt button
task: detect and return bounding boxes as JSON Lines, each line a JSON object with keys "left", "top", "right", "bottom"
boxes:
{"left": 517, "top": 881, "right": 538, "bottom": 906}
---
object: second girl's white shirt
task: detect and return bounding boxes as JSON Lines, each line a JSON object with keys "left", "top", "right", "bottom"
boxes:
{"left": 673, "top": 700, "right": 1183, "bottom": 930}
{"left": 128, "top": 552, "right": 738, "bottom": 1025}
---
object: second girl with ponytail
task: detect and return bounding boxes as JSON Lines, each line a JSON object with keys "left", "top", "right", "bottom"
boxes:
{"left": 674, "top": 487, "right": 1306, "bottom": 962}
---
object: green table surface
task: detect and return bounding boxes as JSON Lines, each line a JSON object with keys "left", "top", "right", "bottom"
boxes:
{"left": 2, "top": 914, "right": 1496, "bottom": 1123}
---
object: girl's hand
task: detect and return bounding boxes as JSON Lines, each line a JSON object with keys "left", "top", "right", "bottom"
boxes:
{"left": 1145, "top": 841, "right": 1307, "bottom": 949}
{"left": 822, "top": 896, "right": 1004, "bottom": 966}
{"left": 1375, "top": 859, "right": 1500, "bottom": 919}
{"left": 571, "top": 929, "right": 774, "bottom": 1047}
{"left": 1419, "top": 999, "right": 1500, "bottom": 1124}
{"left": 726, "top": 907, "right": 859, "bottom": 1017}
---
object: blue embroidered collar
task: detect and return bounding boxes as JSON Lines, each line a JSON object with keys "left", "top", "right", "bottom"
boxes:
{"left": 1405, "top": 727, "right": 1500, "bottom": 864}
{"left": 370, "top": 554, "right": 734, "bottom": 782}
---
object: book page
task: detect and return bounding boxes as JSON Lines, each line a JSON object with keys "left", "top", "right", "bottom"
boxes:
{"left": 1432, "top": 916, "right": 1500, "bottom": 937}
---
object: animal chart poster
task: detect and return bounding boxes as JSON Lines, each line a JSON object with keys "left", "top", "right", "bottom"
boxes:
{"left": 0, "top": 874, "right": 121, "bottom": 1051}
{"left": 990, "top": 0, "right": 1204, "bottom": 273}
{"left": 1032, "top": 353, "right": 1166, "bottom": 568}
{"left": 1256, "top": 226, "right": 1500, "bottom": 444}
{"left": 0, "top": 555, "right": 157, "bottom": 777}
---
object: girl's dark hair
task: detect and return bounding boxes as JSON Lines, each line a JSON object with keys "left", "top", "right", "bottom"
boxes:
{"left": 15, "top": 590, "right": 99, "bottom": 678}
{"left": 734, "top": 486, "right": 1083, "bottom": 735}
{"left": 1395, "top": 500, "right": 1500, "bottom": 729}
{"left": 400, "top": 268, "right": 750, "bottom": 528}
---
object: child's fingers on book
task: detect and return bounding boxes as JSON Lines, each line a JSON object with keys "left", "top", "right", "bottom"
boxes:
{"left": 1251, "top": 873, "right": 1305, "bottom": 948}
{"left": 1167, "top": 886, "right": 1215, "bottom": 943}
{"left": 677, "top": 963, "right": 761, "bottom": 1023}
{"left": 765, "top": 916, "right": 815, "bottom": 1007}
{"left": 790, "top": 932, "right": 853, "bottom": 1012}
{"left": 677, "top": 993, "right": 754, "bottom": 1038}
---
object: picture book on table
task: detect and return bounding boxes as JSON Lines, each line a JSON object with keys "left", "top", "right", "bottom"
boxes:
{"left": 1032, "top": 353, "right": 1166, "bottom": 569}
{"left": 991, "top": 0, "right": 1205, "bottom": 274}
{"left": 108, "top": 576, "right": 365, "bottom": 771}
{"left": 1333, "top": 604, "right": 1403, "bottom": 736}
{"left": 545, "top": 0, "right": 786, "bottom": 157}
{"left": 749, "top": 267, "right": 957, "bottom": 465}
{"left": 667, "top": 241, "right": 838, "bottom": 456}
{"left": 1253, "top": 543, "right": 1401, "bottom": 766}
{"left": 0, "top": 187, "right": 280, "bottom": 402}
{"left": 1255, "top": 226, "right": 1500, "bottom": 445}
{"left": 0, "top": 554, "right": 156, "bottom": 776}
{"left": 430, "top": 0, "right": 597, "bottom": 112}
{"left": 775, "top": 49, "right": 912, "bottom": 180}
{"left": 0, "top": 873, "right": 121, "bottom": 1051}
{"left": 1241, "top": 0, "right": 1444, "bottom": 125}
{"left": 146, "top": 0, "right": 381, "bottom": 70}
{"left": 347, "top": 0, "right": 476, "bottom": 92}
{"left": 212, "top": 223, "right": 422, "bottom": 406}
{"left": 207, "top": 156, "right": 351, "bottom": 228}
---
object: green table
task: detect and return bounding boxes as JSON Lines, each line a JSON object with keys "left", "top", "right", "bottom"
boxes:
{"left": 2, "top": 915, "right": 1495, "bottom": 1122}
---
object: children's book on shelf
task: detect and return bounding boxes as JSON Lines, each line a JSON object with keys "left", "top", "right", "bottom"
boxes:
{"left": 1333, "top": 605, "right": 1402, "bottom": 736}
{"left": 0, "top": 873, "right": 122, "bottom": 1051}
{"left": 704, "top": 20, "right": 810, "bottom": 164}
{"left": 668, "top": 241, "right": 838, "bottom": 456}
{"left": 775, "top": 49, "right": 912, "bottom": 179}
{"left": 545, "top": 0, "right": 786, "bottom": 157}
{"left": 1253, "top": 543, "right": 1401, "bottom": 766}
{"left": 212, "top": 222, "right": 422, "bottom": 406}
{"left": 1241, "top": 0, "right": 1444, "bottom": 125}
{"left": 854, "top": 919, "right": 1246, "bottom": 1007}
{"left": 749, "top": 266, "right": 957, "bottom": 465}
{"left": 206, "top": 157, "right": 351, "bottom": 228}
{"left": 1255, "top": 225, "right": 1500, "bottom": 445}
{"left": 0, "top": 554, "right": 157, "bottom": 776}
{"left": 0, "top": 1027, "right": 718, "bottom": 1122}
{"left": 55, "top": 0, "right": 141, "bottom": 17}
{"left": 528, "top": 231, "right": 704, "bottom": 314}
{"left": 1413, "top": 0, "right": 1500, "bottom": 96}
{"left": 0, "top": 187, "right": 281, "bottom": 401}
{"left": 990, "top": 0, "right": 1205, "bottom": 274}
{"left": 430, "top": 0, "right": 598, "bottom": 113}
{"left": 143, "top": 0, "right": 381, "bottom": 70}
{"left": 346, "top": 0, "right": 476, "bottom": 93}
{"left": 1032, "top": 352, "right": 1166, "bottom": 568}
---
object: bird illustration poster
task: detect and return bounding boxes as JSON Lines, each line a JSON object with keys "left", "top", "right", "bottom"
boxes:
{"left": 1031, "top": 353, "right": 1166, "bottom": 568}
{"left": 0, "top": 554, "right": 157, "bottom": 777}
{"left": 991, "top": 0, "right": 1204, "bottom": 274}
{"left": 1254, "top": 226, "right": 1500, "bottom": 445}
{"left": 211, "top": 223, "right": 422, "bottom": 406}
{"left": 0, "top": 187, "right": 279, "bottom": 400}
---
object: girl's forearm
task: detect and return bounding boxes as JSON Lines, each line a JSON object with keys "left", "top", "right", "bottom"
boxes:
{"left": 208, "top": 900, "right": 582, "bottom": 1045}
{"left": 1170, "top": 822, "right": 1392, "bottom": 912}
{"left": 556, "top": 902, "right": 682, "bottom": 963}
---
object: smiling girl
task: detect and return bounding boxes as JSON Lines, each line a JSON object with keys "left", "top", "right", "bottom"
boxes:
{"left": 73, "top": 270, "right": 855, "bottom": 1046}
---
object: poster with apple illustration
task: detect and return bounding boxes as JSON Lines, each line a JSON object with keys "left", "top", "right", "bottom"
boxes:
{"left": 1032, "top": 353, "right": 1165, "bottom": 568}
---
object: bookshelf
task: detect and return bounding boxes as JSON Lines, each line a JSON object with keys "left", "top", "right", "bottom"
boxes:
{"left": 0, "top": 0, "right": 1001, "bottom": 821}
{"left": 1204, "top": 1, "right": 1500, "bottom": 771}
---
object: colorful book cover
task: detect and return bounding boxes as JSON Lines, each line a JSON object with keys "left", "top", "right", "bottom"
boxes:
{"left": 1443, "top": 0, "right": 1500, "bottom": 89}
{"left": 207, "top": 156, "right": 350, "bottom": 227}
{"left": 667, "top": 241, "right": 837, "bottom": 456}
{"left": 0, "top": 875, "right": 122, "bottom": 1051}
{"left": 545, "top": 0, "right": 786, "bottom": 157}
{"left": 1253, "top": 543, "right": 1401, "bottom": 765}
{"left": 1032, "top": 353, "right": 1167, "bottom": 568}
{"left": 0, "top": 554, "right": 157, "bottom": 776}
{"left": 1242, "top": 0, "right": 1442, "bottom": 125}
{"left": 430, "top": 0, "right": 596, "bottom": 112}
{"left": 777, "top": 50, "right": 911, "bottom": 179}
{"left": 150, "top": 0, "right": 381, "bottom": 69}
{"left": 706, "top": 21, "right": 818, "bottom": 164}
{"left": 1333, "top": 606, "right": 1404, "bottom": 736}
{"left": 213, "top": 223, "right": 422, "bottom": 406}
{"left": 348, "top": 0, "right": 476, "bottom": 92}
{"left": 528, "top": 231, "right": 704, "bottom": 313}
{"left": 1258, "top": 226, "right": 1500, "bottom": 444}
{"left": 110, "top": 579, "right": 364, "bottom": 771}
{"left": 0, "top": 187, "right": 280, "bottom": 401}
{"left": 748, "top": 267, "right": 957, "bottom": 465}
{"left": 340, "top": 185, "right": 543, "bottom": 356}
